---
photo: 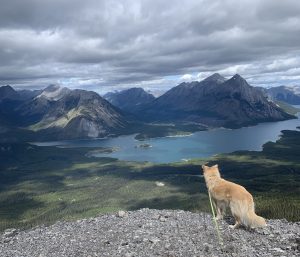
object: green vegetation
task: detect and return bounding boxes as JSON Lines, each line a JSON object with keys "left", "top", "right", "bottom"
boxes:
{"left": 275, "top": 100, "right": 300, "bottom": 115}
{"left": 0, "top": 129, "right": 299, "bottom": 231}
{"left": 133, "top": 123, "right": 205, "bottom": 140}
{"left": 29, "top": 107, "right": 89, "bottom": 131}
{"left": 85, "top": 147, "right": 120, "bottom": 157}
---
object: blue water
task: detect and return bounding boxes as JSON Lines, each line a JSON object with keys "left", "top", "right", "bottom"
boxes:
{"left": 34, "top": 114, "right": 300, "bottom": 163}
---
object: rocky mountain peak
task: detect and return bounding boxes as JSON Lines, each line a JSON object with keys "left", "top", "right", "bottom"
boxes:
{"left": 203, "top": 73, "right": 226, "bottom": 84}
{"left": 1, "top": 85, "right": 15, "bottom": 92}
{"left": 232, "top": 73, "right": 243, "bottom": 79}
{"left": 0, "top": 85, "right": 20, "bottom": 101}
{"left": 229, "top": 74, "right": 247, "bottom": 84}
{"left": 37, "top": 85, "right": 71, "bottom": 101}
{"left": 223, "top": 74, "right": 252, "bottom": 92}
{"left": 44, "top": 84, "right": 61, "bottom": 92}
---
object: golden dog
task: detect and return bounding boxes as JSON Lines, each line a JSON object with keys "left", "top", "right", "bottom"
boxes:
{"left": 202, "top": 164, "right": 266, "bottom": 229}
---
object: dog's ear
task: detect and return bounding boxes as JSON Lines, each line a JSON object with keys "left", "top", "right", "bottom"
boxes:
{"left": 212, "top": 164, "right": 219, "bottom": 169}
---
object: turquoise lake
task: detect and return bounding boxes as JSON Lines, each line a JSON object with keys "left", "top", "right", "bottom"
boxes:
{"left": 35, "top": 113, "right": 300, "bottom": 163}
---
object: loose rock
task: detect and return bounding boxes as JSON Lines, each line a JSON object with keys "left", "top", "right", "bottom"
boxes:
{"left": 0, "top": 209, "right": 299, "bottom": 257}
{"left": 3, "top": 229, "right": 18, "bottom": 238}
{"left": 117, "top": 210, "right": 128, "bottom": 218}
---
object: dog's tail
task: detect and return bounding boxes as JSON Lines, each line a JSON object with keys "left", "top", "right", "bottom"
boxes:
{"left": 231, "top": 199, "right": 266, "bottom": 228}
{"left": 241, "top": 201, "right": 266, "bottom": 228}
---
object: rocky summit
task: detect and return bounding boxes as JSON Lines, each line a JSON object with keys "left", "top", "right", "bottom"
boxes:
{"left": 1, "top": 209, "right": 299, "bottom": 257}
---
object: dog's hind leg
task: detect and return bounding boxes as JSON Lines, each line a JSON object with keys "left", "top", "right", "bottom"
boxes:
{"left": 229, "top": 215, "right": 241, "bottom": 229}
{"left": 229, "top": 201, "right": 242, "bottom": 229}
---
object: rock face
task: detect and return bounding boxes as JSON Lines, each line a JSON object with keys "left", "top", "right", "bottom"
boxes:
{"left": 138, "top": 73, "right": 226, "bottom": 123}
{"left": 139, "top": 74, "right": 294, "bottom": 128}
{"left": 16, "top": 94, "right": 54, "bottom": 125}
{"left": 204, "top": 74, "right": 294, "bottom": 127}
{"left": 104, "top": 88, "right": 155, "bottom": 113}
{"left": 30, "top": 89, "right": 128, "bottom": 139}
{"left": 0, "top": 209, "right": 299, "bottom": 257}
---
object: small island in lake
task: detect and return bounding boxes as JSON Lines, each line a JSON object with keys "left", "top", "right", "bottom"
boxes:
{"left": 85, "top": 147, "right": 120, "bottom": 157}
{"left": 135, "top": 143, "right": 152, "bottom": 149}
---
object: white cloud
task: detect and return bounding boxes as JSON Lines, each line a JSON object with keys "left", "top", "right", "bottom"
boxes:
{"left": 180, "top": 74, "right": 193, "bottom": 81}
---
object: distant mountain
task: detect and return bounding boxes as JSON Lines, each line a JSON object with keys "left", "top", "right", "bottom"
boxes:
{"left": 0, "top": 85, "right": 41, "bottom": 102}
{"left": 31, "top": 89, "right": 127, "bottom": 139}
{"left": 0, "top": 85, "right": 20, "bottom": 102}
{"left": 0, "top": 76, "right": 296, "bottom": 142}
{"left": 15, "top": 85, "right": 72, "bottom": 125}
{"left": 16, "top": 95, "right": 55, "bottom": 126}
{"left": 17, "top": 89, "right": 42, "bottom": 101}
{"left": 0, "top": 112, "right": 9, "bottom": 133}
{"left": 0, "top": 85, "right": 129, "bottom": 140}
{"left": 264, "top": 86, "right": 300, "bottom": 105}
{"left": 138, "top": 74, "right": 294, "bottom": 128}
{"left": 104, "top": 88, "right": 155, "bottom": 113}
{"left": 140, "top": 73, "right": 226, "bottom": 117}
{"left": 0, "top": 86, "right": 24, "bottom": 125}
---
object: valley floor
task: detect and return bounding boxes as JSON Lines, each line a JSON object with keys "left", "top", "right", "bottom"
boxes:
{"left": 0, "top": 129, "right": 299, "bottom": 231}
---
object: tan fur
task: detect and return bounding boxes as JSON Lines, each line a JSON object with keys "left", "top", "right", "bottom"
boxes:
{"left": 202, "top": 164, "right": 266, "bottom": 229}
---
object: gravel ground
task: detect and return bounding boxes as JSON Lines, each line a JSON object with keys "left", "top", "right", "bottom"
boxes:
{"left": 0, "top": 209, "right": 299, "bottom": 257}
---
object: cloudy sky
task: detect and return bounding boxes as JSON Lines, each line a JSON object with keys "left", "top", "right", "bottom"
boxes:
{"left": 1, "top": 0, "right": 300, "bottom": 94}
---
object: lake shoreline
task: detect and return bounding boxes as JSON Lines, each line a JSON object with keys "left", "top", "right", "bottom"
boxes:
{"left": 30, "top": 113, "right": 300, "bottom": 163}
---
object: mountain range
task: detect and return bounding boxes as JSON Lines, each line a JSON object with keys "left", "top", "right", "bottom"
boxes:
{"left": 108, "top": 73, "right": 293, "bottom": 128}
{"left": 0, "top": 85, "right": 127, "bottom": 141}
{"left": 104, "top": 88, "right": 155, "bottom": 113}
{"left": 261, "top": 86, "right": 300, "bottom": 105}
{"left": 0, "top": 74, "right": 296, "bottom": 141}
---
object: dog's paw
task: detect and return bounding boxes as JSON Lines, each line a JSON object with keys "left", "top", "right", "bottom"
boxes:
{"left": 228, "top": 225, "right": 235, "bottom": 229}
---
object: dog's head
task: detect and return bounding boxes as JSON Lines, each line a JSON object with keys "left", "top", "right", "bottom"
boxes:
{"left": 201, "top": 164, "right": 221, "bottom": 178}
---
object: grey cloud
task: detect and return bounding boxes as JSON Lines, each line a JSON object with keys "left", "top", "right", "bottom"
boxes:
{"left": 0, "top": 0, "right": 300, "bottom": 91}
